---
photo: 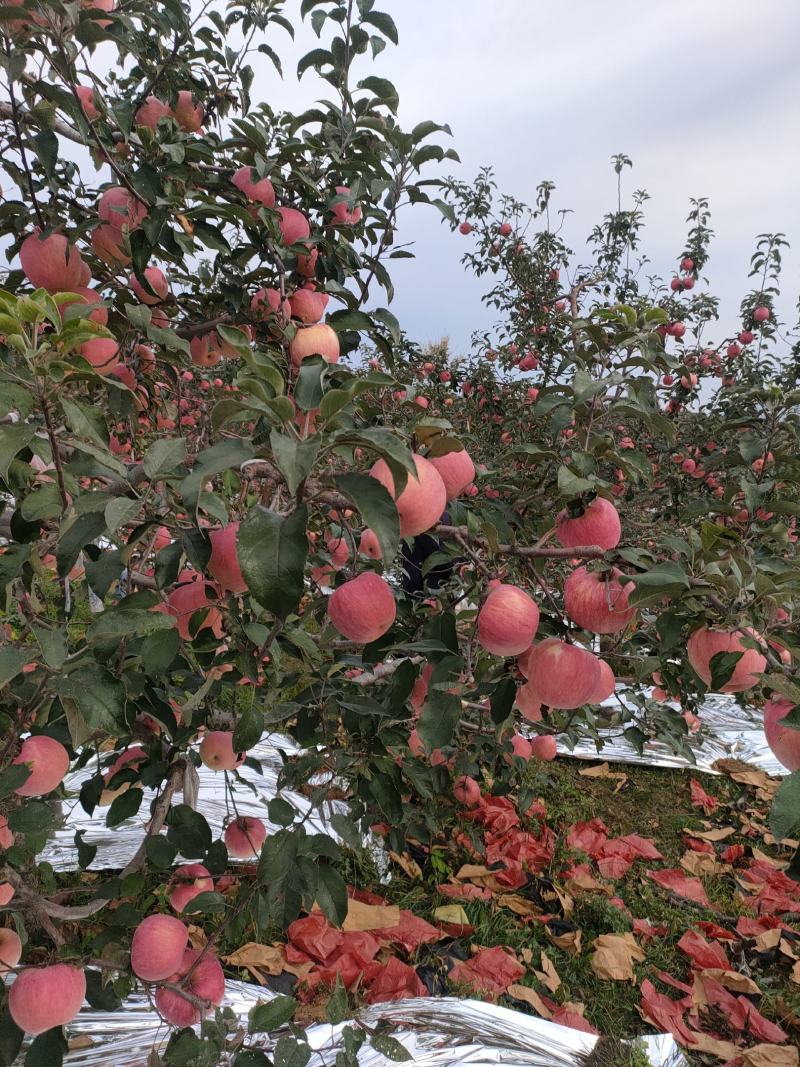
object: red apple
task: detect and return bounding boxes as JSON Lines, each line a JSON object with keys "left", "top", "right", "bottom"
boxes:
{"left": 563, "top": 566, "right": 635, "bottom": 634}
{"left": 686, "top": 626, "right": 766, "bottom": 693}
{"left": 9, "top": 964, "right": 86, "bottom": 1034}
{"left": 131, "top": 914, "right": 189, "bottom": 981}
{"left": 555, "top": 497, "right": 621, "bottom": 551}
{"left": 224, "top": 816, "right": 267, "bottom": 858}
{"left": 369, "top": 454, "right": 446, "bottom": 537}
{"left": 477, "top": 583, "right": 540, "bottom": 656}
{"left": 328, "top": 572, "right": 396, "bottom": 643}
{"left": 526, "top": 640, "right": 602, "bottom": 709}
{"left": 13, "top": 735, "right": 70, "bottom": 796}
{"left": 199, "top": 731, "right": 245, "bottom": 772}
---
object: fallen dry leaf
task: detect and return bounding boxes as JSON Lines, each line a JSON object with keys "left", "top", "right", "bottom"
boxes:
{"left": 534, "top": 950, "right": 561, "bottom": 992}
{"left": 701, "top": 968, "right": 761, "bottom": 995}
{"left": 680, "top": 849, "right": 726, "bottom": 877}
{"left": 792, "top": 960, "right": 800, "bottom": 985}
{"left": 752, "top": 846, "right": 788, "bottom": 870}
{"left": 742, "top": 1045, "right": 799, "bottom": 1067}
{"left": 565, "top": 868, "right": 612, "bottom": 896}
{"left": 507, "top": 983, "right": 552, "bottom": 1018}
{"left": 687, "top": 1030, "right": 739, "bottom": 1060}
{"left": 546, "top": 927, "right": 582, "bottom": 955}
{"left": 433, "top": 904, "right": 469, "bottom": 925}
{"left": 591, "top": 933, "right": 645, "bottom": 982}
{"left": 681, "top": 824, "right": 736, "bottom": 841}
{"left": 343, "top": 898, "right": 401, "bottom": 932}
{"left": 67, "top": 1036, "right": 95, "bottom": 1051}
{"left": 223, "top": 942, "right": 286, "bottom": 975}
{"left": 389, "top": 851, "right": 422, "bottom": 878}
{"left": 187, "top": 924, "right": 208, "bottom": 949}
{"left": 578, "top": 762, "right": 627, "bottom": 783}
{"left": 755, "top": 928, "right": 784, "bottom": 952}
{"left": 497, "top": 893, "right": 542, "bottom": 917}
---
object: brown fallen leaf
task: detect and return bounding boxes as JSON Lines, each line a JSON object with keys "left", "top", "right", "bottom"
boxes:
{"left": 755, "top": 928, "right": 783, "bottom": 952}
{"left": 343, "top": 898, "right": 401, "bottom": 932}
{"left": 520, "top": 947, "right": 534, "bottom": 965}
{"left": 700, "top": 968, "right": 761, "bottom": 995}
{"left": 751, "top": 846, "right": 788, "bottom": 870}
{"left": 534, "top": 949, "right": 561, "bottom": 992}
{"left": 187, "top": 924, "right": 208, "bottom": 950}
{"left": 497, "top": 893, "right": 542, "bottom": 917}
{"left": 455, "top": 864, "right": 510, "bottom": 893}
{"left": 223, "top": 942, "right": 286, "bottom": 974}
{"left": 687, "top": 1030, "right": 739, "bottom": 1060}
{"left": 507, "top": 983, "right": 552, "bottom": 1018}
{"left": 566, "top": 868, "right": 612, "bottom": 897}
{"left": 590, "top": 933, "right": 645, "bottom": 982}
{"left": 680, "top": 849, "right": 726, "bottom": 877}
{"left": 546, "top": 928, "right": 582, "bottom": 955}
{"left": 792, "top": 960, "right": 800, "bottom": 985}
{"left": 434, "top": 904, "right": 469, "bottom": 926}
{"left": 742, "top": 1045, "right": 799, "bottom": 1067}
{"left": 561, "top": 1000, "right": 587, "bottom": 1017}
{"left": 389, "top": 851, "right": 422, "bottom": 878}
{"left": 578, "top": 762, "right": 627, "bottom": 783}
{"left": 67, "top": 1036, "right": 95, "bottom": 1051}
{"left": 681, "top": 824, "right": 736, "bottom": 841}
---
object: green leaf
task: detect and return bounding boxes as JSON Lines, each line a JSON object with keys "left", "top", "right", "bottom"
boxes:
{"left": 0, "top": 423, "right": 35, "bottom": 480}
{"left": 167, "top": 804, "right": 212, "bottom": 858}
{"left": 418, "top": 655, "right": 463, "bottom": 750}
{"left": 270, "top": 431, "right": 320, "bottom": 495}
{"left": 0, "top": 647, "right": 29, "bottom": 689}
{"left": 8, "top": 800, "right": 55, "bottom": 834}
{"left": 629, "top": 563, "right": 690, "bottom": 605}
{"left": 143, "top": 437, "right": 187, "bottom": 480}
{"left": 315, "top": 863, "right": 348, "bottom": 925}
{"left": 145, "top": 835, "right": 179, "bottom": 869}
{"left": 325, "top": 974, "right": 349, "bottom": 1024}
{"left": 233, "top": 703, "right": 264, "bottom": 752}
{"left": 770, "top": 771, "right": 800, "bottom": 841}
{"left": 708, "top": 650, "right": 743, "bottom": 691}
{"left": 24, "top": 1027, "right": 67, "bottom": 1066}
{"left": 0, "top": 1005, "right": 22, "bottom": 1066}
{"left": 490, "top": 676, "right": 516, "bottom": 725}
{"left": 164, "top": 1030, "right": 224, "bottom": 1067}
{"left": 61, "top": 395, "right": 109, "bottom": 449}
{"left": 56, "top": 512, "right": 107, "bottom": 578}
{"left": 369, "top": 1035, "right": 412, "bottom": 1062}
{"left": 104, "top": 497, "right": 141, "bottom": 535}
{"left": 88, "top": 607, "right": 175, "bottom": 643}
{"left": 248, "top": 996, "right": 297, "bottom": 1034}
{"left": 333, "top": 472, "right": 399, "bottom": 564}
{"left": 293, "top": 356, "right": 326, "bottom": 412}
{"left": 106, "top": 785, "right": 143, "bottom": 828}
{"left": 361, "top": 9, "right": 398, "bottom": 43}
{"left": 257, "top": 828, "right": 298, "bottom": 884}
{"left": 59, "top": 665, "right": 127, "bottom": 747}
{"left": 20, "top": 483, "right": 62, "bottom": 522}
{"left": 0, "top": 763, "right": 32, "bottom": 800}
{"left": 180, "top": 439, "right": 254, "bottom": 508}
{"left": 328, "top": 309, "right": 374, "bottom": 332}
{"left": 357, "top": 75, "right": 399, "bottom": 112}
{"left": 237, "top": 505, "right": 308, "bottom": 618}
{"left": 84, "top": 969, "right": 122, "bottom": 1011}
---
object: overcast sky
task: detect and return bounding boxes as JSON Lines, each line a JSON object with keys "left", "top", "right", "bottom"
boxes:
{"left": 256, "top": 0, "right": 800, "bottom": 355}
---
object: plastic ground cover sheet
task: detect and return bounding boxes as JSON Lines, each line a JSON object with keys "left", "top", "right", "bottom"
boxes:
{"left": 14, "top": 992, "right": 688, "bottom": 1067}
{"left": 40, "top": 691, "right": 780, "bottom": 873}
{"left": 563, "top": 691, "right": 783, "bottom": 777}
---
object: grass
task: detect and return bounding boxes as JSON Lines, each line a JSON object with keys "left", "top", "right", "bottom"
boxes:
{"left": 335, "top": 757, "right": 800, "bottom": 1060}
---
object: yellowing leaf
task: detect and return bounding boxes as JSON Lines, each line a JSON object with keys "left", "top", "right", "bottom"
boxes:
{"left": 590, "top": 933, "right": 644, "bottom": 982}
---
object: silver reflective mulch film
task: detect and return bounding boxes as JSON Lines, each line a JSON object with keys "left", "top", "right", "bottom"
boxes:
{"left": 23, "top": 990, "right": 688, "bottom": 1067}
